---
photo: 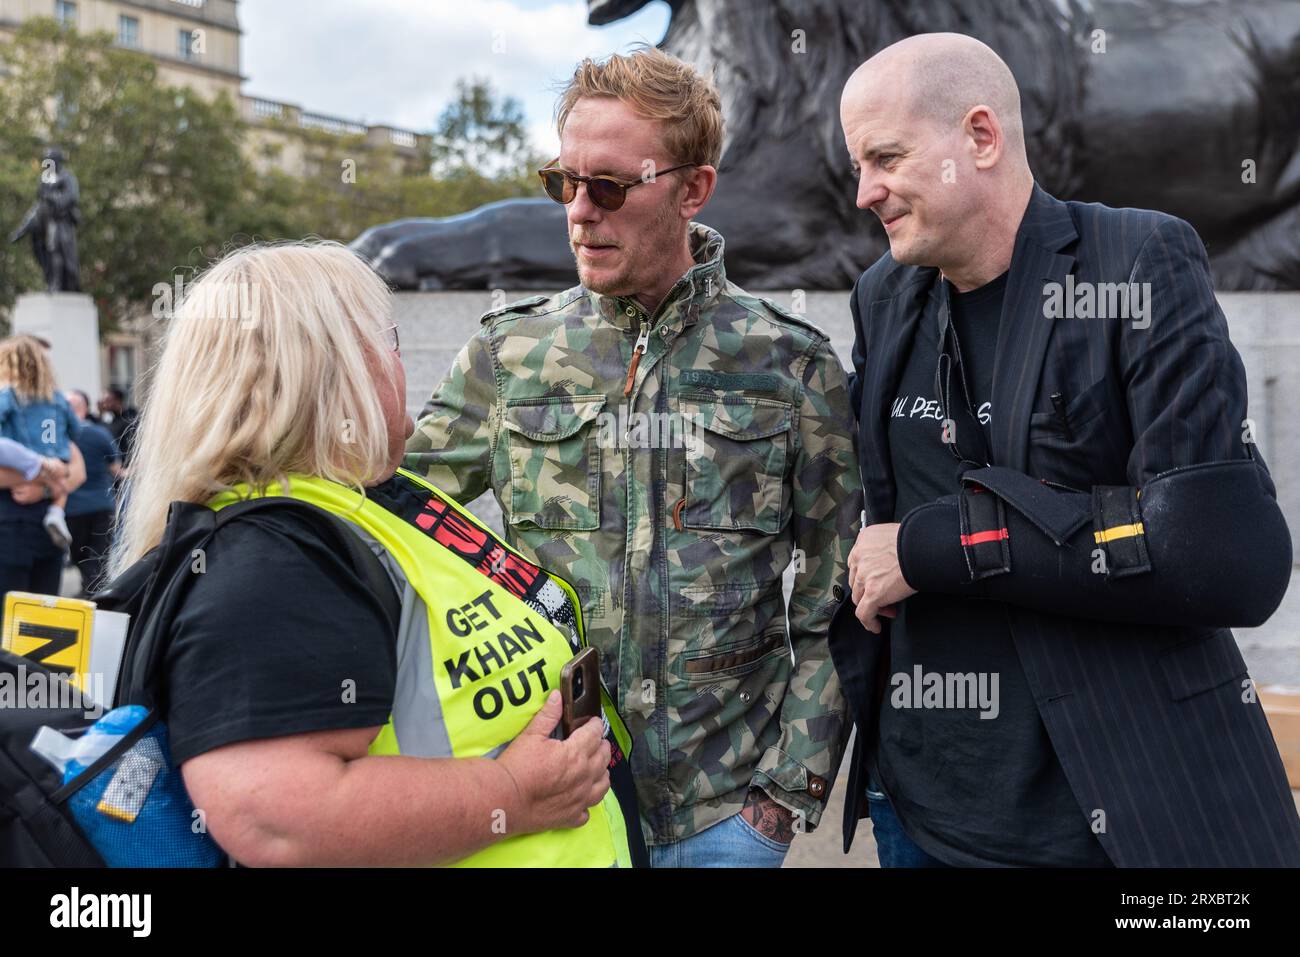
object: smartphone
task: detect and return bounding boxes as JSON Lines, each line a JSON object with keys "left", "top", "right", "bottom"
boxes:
{"left": 559, "top": 646, "right": 602, "bottom": 738}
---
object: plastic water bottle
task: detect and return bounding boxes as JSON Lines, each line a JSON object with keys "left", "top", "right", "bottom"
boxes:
{"left": 30, "top": 704, "right": 150, "bottom": 782}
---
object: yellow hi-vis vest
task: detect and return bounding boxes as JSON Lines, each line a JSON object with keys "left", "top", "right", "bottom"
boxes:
{"left": 208, "top": 469, "right": 634, "bottom": 868}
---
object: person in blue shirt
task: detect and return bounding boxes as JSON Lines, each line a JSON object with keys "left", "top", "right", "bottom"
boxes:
{"left": 64, "top": 390, "right": 121, "bottom": 595}
{"left": 0, "top": 336, "right": 86, "bottom": 599}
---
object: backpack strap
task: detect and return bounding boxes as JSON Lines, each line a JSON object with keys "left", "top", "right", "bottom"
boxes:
{"left": 213, "top": 497, "right": 402, "bottom": 630}
{"left": 116, "top": 496, "right": 402, "bottom": 711}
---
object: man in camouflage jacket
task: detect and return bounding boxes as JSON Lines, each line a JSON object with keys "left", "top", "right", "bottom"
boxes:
{"left": 404, "top": 48, "right": 861, "bottom": 863}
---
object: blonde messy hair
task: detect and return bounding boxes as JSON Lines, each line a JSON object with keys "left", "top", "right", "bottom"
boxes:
{"left": 556, "top": 44, "right": 724, "bottom": 168}
{"left": 0, "top": 335, "right": 58, "bottom": 402}
{"left": 109, "top": 241, "right": 397, "bottom": 577}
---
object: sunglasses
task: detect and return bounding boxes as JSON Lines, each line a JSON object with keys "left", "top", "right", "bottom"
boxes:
{"left": 537, "top": 160, "right": 697, "bottom": 212}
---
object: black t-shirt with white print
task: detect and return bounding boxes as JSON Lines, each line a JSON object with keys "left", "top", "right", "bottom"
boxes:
{"left": 877, "top": 271, "right": 1110, "bottom": 867}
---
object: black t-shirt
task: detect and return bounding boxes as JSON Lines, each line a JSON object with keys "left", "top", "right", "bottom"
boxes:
{"left": 0, "top": 493, "right": 64, "bottom": 562}
{"left": 879, "top": 272, "right": 1110, "bottom": 866}
{"left": 165, "top": 505, "right": 399, "bottom": 765}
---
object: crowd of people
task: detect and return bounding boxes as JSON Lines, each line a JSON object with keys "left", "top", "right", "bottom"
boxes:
{"left": 0, "top": 333, "right": 133, "bottom": 600}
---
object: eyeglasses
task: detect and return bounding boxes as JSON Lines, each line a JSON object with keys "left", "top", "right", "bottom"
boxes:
{"left": 537, "top": 160, "right": 697, "bottom": 212}
{"left": 382, "top": 323, "right": 400, "bottom": 355}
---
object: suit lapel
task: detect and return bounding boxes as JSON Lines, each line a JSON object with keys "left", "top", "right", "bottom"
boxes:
{"left": 991, "top": 185, "right": 1078, "bottom": 472}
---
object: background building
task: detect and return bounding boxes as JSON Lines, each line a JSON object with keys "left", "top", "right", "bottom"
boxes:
{"left": 0, "top": 0, "right": 431, "bottom": 396}
{"left": 241, "top": 95, "right": 432, "bottom": 179}
{"left": 0, "top": 0, "right": 243, "bottom": 98}
{"left": 0, "top": 0, "right": 431, "bottom": 177}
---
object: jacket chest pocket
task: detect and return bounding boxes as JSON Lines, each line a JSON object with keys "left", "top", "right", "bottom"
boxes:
{"left": 680, "top": 395, "right": 792, "bottom": 535}
{"left": 503, "top": 394, "right": 605, "bottom": 530}
{"left": 1027, "top": 377, "right": 1130, "bottom": 487}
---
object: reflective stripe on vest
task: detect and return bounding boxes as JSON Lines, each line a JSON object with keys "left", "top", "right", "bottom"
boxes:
{"left": 209, "top": 470, "right": 632, "bottom": 868}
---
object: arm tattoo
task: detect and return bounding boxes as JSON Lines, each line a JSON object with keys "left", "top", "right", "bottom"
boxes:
{"left": 743, "top": 788, "right": 796, "bottom": 843}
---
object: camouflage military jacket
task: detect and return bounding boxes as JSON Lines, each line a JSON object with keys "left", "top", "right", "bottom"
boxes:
{"left": 405, "top": 223, "right": 861, "bottom": 843}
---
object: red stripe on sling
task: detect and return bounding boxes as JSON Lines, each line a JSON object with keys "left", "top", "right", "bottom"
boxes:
{"left": 960, "top": 528, "right": 1008, "bottom": 546}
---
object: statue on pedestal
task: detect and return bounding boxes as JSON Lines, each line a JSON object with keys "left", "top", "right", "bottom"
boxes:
{"left": 8, "top": 147, "right": 82, "bottom": 294}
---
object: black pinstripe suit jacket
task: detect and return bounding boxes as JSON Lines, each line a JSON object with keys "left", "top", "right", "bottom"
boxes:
{"left": 830, "top": 184, "right": 1300, "bottom": 866}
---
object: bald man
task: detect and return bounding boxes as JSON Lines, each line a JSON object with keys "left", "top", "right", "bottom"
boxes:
{"left": 829, "top": 32, "right": 1300, "bottom": 867}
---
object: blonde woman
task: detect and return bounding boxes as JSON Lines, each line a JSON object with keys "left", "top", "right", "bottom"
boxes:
{"left": 108, "top": 241, "right": 638, "bottom": 867}
{"left": 0, "top": 335, "right": 86, "bottom": 598}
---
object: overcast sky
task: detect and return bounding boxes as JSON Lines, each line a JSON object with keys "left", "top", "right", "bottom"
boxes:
{"left": 239, "top": 0, "right": 671, "bottom": 156}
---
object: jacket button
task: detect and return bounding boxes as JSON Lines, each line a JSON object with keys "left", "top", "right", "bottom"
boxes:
{"left": 625, "top": 306, "right": 636, "bottom": 316}
{"left": 808, "top": 775, "right": 826, "bottom": 798}
{"left": 833, "top": 585, "right": 844, "bottom": 602}
{"left": 739, "top": 690, "right": 751, "bottom": 703}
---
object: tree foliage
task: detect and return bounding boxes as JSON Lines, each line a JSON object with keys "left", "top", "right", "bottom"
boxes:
{"left": 0, "top": 20, "right": 546, "bottom": 330}
{"left": 431, "top": 77, "right": 542, "bottom": 177}
{"left": 0, "top": 18, "right": 253, "bottom": 326}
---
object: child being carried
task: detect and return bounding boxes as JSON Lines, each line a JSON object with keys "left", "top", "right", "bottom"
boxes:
{"left": 0, "top": 335, "right": 81, "bottom": 549}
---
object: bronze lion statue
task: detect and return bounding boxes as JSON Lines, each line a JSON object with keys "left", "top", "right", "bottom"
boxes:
{"left": 353, "top": 0, "right": 1300, "bottom": 290}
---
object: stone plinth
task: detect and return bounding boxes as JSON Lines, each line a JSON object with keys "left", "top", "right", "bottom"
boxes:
{"left": 11, "top": 293, "right": 102, "bottom": 402}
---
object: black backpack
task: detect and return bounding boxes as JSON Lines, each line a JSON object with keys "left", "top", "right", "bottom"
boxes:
{"left": 0, "top": 497, "right": 399, "bottom": 867}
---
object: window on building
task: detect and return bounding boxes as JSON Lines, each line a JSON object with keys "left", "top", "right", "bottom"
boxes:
{"left": 107, "top": 345, "right": 137, "bottom": 403}
{"left": 55, "top": 1, "right": 77, "bottom": 26}
{"left": 178, "top": 28, "right": 197, "bottom": 60}
{"left": 118, "top": 15, "right": 140, "bottom": 48}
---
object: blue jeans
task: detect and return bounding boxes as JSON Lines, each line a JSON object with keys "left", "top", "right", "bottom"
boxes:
{"left": 866, "top": 785, "right": 951, "bottom": 868}
{"left": 648, "top": 813, "right": 790, "bottom": 868}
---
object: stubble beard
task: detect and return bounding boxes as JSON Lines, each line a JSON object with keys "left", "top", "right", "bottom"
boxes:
{"left": 575, "top": 192, "right": 682, "bottom": 298}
